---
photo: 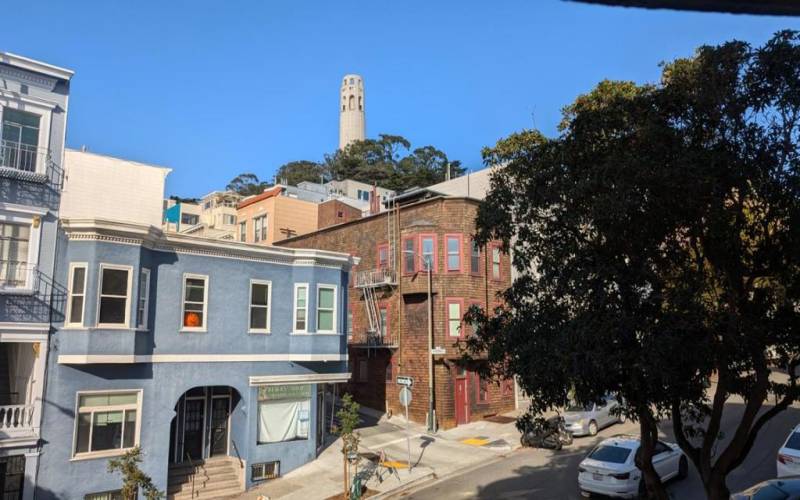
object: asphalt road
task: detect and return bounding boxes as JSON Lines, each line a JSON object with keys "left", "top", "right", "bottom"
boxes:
{"left": 405, "top": 401, "right": 800, "bottom": 500}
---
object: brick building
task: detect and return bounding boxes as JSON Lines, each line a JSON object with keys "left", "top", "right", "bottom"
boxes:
{"left": 276, "top": 188, "right": 515, "bottom": 429}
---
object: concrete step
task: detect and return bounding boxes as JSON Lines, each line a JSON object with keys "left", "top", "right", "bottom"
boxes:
{"left": 169, "top": 477, "right": 241, "bottom": 496}
{"left": 168, "top": 470, "right": 238, "bottom": 488}
{"left": 170, "top": 485, "right": 242, "bottom": 500}
{"left": 168, "top": 458, "right": 238, "bottom": 477}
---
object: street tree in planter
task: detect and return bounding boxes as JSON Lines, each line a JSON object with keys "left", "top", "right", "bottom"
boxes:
{"left": 467, "top": 31, "right": 800, "bottom": 500}
{"left": 107, "top": 446, "right": 163, "bottom": 500}
{"left": 334, "top": 393, "right": 361, "bottom": 499}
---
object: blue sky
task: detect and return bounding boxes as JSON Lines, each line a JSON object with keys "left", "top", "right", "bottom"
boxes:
{"left": 4, "top": 1, "right": 796, "bottom": 197}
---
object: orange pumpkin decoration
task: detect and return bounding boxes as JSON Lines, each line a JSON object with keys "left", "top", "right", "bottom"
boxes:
{"left": 184, "top": 312, "right": 201, "bottom": 327}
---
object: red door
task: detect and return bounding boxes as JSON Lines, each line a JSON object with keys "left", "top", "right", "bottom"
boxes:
{"left": 455, "top": 377, "right": 470, "bottom": 425}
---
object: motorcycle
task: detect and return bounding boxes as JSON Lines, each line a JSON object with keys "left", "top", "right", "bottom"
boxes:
{"left": 519, "top": 415, "right": 574, "bottom": 450}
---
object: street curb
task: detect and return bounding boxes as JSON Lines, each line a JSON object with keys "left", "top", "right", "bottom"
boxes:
{"left": 373, "top": 452, "right": 512, "bottom": 499}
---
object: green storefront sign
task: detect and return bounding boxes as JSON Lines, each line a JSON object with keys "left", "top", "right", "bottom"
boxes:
{"left": 258, "top": 384, "right": 312, "bottom": 401}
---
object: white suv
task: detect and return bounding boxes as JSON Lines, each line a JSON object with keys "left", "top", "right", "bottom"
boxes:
{"left": 777, "top": 423, "right": 800, "bottom": 477}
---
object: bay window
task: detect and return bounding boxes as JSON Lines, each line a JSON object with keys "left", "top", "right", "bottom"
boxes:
{"left": 470, "top": 240, "right": 481, "bottom": 275}
{"left": 181, "top": 274, "right": 208, "bottom": 331}
{"left": 97, "top": 265, "right": 132, "bottom": 327}
{"left": 73, "top": 391, "right": 141, "bottom": 458}
{"left": 1, "top": 108, "right": 41, "bottom": 173}
{"left": 0, "top": 221, "right": 31, "bottom": 288}
{"left": 402, "top": 237, "right": 415, "bottom": 274}
{"left": 316, "top": 285, "right": 337, "bottom": 333}
{"left": 419, "top": 234, "right": 436, "bottom": 272}
{"left": 491, "top": 245, "right": 502, "bottom": 280}
{"left": 137, "top": 268, "right": 150, "bottom": 329}
{"left": 66, "top": 263, "right": 87, "bottom": 326}
{"left": 293, "top": 284, "right": 308, "bottom": 332}
{"left": 446, "top": 298, "right": 464, "bottom": 338}
{"left": 257, "top": 385, "right": 311, "bottom": 443}
{"left": 445, "top": 234, "right": 462, "bottom": 272}
{"left": 249, "top": 280, "right": 272, "bottom": 333}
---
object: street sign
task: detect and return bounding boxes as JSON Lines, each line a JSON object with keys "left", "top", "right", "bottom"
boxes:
{"left": 431, "top": 347, "right": 446, "bottom": 355}
{"left": 396, "top": 376, "right": 414, "bottom": 387}
{"left": 399, "top": 386, "right": 412, "bottom": 407}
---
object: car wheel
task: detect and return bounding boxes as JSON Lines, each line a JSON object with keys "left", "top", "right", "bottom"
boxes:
{"left": 588, "top": 420, "right": 598, "bottom": 436}
{"left": 579, "top": 489, "right": 592, "bottom": 498}
{"left": 677, "top": 456, "right": 688, "bottom": 480}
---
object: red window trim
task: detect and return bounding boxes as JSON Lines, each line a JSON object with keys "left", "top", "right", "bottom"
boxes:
{"left": 401, "top": 235, "right": 416, "bottom": 276}
{"left": 376, "top": 242, "right": 389, "bottom": 270}
{"left": 490, "top": 242, "right": 503, "bottom": 281}
{"left": 446, "top": 297, "right": 465, "bottom": 339}
{"left": 475, "top": 372, "right": 489, "bottom": 404}
{"left": 378, "top": 301, "right": 391, "bottom": 337}
{"left": 418, "top": 233, "right": 438, "bottom": 274}
{"left": 468, "top": 238, "right": 482, "bottom": 276}
{"left": 502, "top": 378, "right": 514, "bottom": 396}
{"left": 444, "top": 233, "right": 464, "bottom": 273}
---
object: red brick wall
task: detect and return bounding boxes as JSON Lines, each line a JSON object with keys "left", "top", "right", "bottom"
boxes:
{"left": 277, "top": 196, "right": 515, "bottom": 429}
{"left": 318, "top": 199, "right": 363, "bottom": 230}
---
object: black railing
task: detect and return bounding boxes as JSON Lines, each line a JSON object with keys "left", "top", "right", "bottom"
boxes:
{"left": 231, "top": 439, "right": 244, "bottom": 469}
{"left": 0, "top": 140, "right": 63, "bottom": 188}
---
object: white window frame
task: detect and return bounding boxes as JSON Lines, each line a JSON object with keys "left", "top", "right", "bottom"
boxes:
{"left": 253, "top": 215, "right": 266, "bottom": 243}
{"left": 239, "top": 221, "right": 246, "bottom": 242}
{"left": 0, "top": 204, "right": 44, "bottom": 292}
{"left": 71, "top": 389, "right": 143, "bottom": 461}
{"left": 0, "top": 97, "right": 54, "bottom": 176}
{"left": 136, "top": 268, "right": 150, "bottom": 330}
{"left": 180, "top": 273, "right": 209, "bottom": 332}
{"left": 65, "top": 262, "right": 88, "bottom": 327}
{"left": 248, "top": 279, "right": 272, "bottom": 334}
{"left": 292, "top": 283, "right": 308, "bottom": 334}
{"left": 96, "top": 264, "right": 133, "bottom": 329}
{"left": 316, "top": 284, "right": 338, "bottom": 334}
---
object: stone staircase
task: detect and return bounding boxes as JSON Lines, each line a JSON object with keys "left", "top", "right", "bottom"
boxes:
{"left": 167, "top": 456, "right": 243, "bottom": 499}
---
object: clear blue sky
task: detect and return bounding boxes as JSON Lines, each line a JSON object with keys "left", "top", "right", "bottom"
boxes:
{"left": 4, "top": 1, "right": 797, "bottom": 197}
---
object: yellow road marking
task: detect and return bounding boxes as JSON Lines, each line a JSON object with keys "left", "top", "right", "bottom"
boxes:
{"left": 461, "top": 438, "right": 491, "bottom": 446}
{"left": 380, "top": 460, "right": 409, "bottom": 469}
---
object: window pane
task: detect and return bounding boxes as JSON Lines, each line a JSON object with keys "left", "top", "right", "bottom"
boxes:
{"left": 318, "top": 288, "right": 334, "bottom": 309}
{"left": 101, "top": 269, "right": 129, "bottom": 296}
{"left": 91, "top": 411, "right": 123, "bottom": 451}
{"left": 251, "top": 283, "right": 269, "bottom": 306}
{"left": 422, "top": 238, "right": 433, "bottom": 254}
{"left": 69, "top": 296, "right": 84, "bottom": 323}
{"left": 80, "top": 393, "right": 138, "bottom": 407}
{"left": 183, "top": 310, "right": 204, "bottom": 328}
{"left": 123, "top": 410, "right": 136, "bottom": 448}
{"left": 72, "top": 267, "right": 86, "bottom": 294}
{"left": 257, "top": 398, "right": 310, "bottom": 443}
{"left": 3, "top": 108, "right": 41, "bottom": 129}
{"left": 448, "top": 254, "right": 459, "bottom": 269}
{"left": 250, "top": 307, "right": 268, "bottom": 329}
{"left": 185, "top": 279, "right": 205, "bottom": 302}
{"left": 318, "top": 310, "right": 333, "bottom": 331}
{"left": 447, "top": 237, "right": 459, "bottom": 253}
{"left": 99, "top": 297, "right": 126, "bottom": 324}
{"left": 296, "top": 287, "right": 306, "bottom": 307}
{"left": 75, "top": 413, "right": 91, "bottom": 453}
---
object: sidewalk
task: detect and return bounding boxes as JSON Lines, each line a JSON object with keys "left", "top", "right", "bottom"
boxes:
{"left": 237, "top": 409, "right": 523, "bottom": 500}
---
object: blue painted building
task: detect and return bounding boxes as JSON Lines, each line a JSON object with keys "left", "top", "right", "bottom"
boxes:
{"left": 0, "top": 53, "right": 73, "bottom": 500}
{"left": 36, "top": 217, "right": 354, "bottom": 499}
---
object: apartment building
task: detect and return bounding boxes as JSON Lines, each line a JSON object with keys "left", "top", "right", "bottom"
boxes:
{"left": 164, "top": 190, "right": 241, "bottom": 240}
{"left": 36, "top": 153, "right": 354, "bottom": 499}
{"left": 0, "top": 52, "right": 73, "bottom": 500}
{"left": 276, "top": 184, "right": 514, "bottom": 430}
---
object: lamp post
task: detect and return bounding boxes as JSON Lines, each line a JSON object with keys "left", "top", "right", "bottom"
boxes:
{"left": 403, "top": 250, "right": 436, "bottom": 433}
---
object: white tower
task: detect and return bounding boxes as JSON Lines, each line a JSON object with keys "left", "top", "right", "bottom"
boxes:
{"left": 339, "top": 74, "right": 366, "bottom": 150}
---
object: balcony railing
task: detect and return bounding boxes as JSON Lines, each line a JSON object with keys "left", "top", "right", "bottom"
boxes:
{"left": 0, "top": 404, "right": 34, "bottom": 432}
{"left": 0, "top": 140, "right": 61, "bottom": 186}
{"left": 354, "top": 268, "right": 397, "bottom": 288}
{"left": 0, "top": 261, "right": 36, "bottom": 291}
{"left": 352, "top": 331, "right": 398, "bottom": 348}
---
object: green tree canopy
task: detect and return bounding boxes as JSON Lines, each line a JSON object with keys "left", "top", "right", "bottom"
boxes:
{"left": 275, "top": 160, "right": 326, "bottom": 186}
{"left": 468, "top": 30, "right": 800, "bottom": 500}
{"left": 225, "top": 172, "right": 269, "bottom": 196}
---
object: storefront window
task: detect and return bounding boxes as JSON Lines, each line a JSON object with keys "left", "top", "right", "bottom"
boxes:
{"left": 257, "top": 384, "right": 311, "bottom": 443}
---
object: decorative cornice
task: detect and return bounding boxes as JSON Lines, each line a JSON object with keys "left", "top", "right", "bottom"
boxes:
{"left": 61, "top": 218, "right": 358, "bottom": 271}
{"left": 249, "top": 372, "right": 352, "bottom": 386}
{"left": 58, "top": 353, "right": 349, "bottom": 364}
{"left": 0, "top": 52, "right": 73, "bottom": 83}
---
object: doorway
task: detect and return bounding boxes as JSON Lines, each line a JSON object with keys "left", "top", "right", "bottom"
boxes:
{"left": 182, "top": 397, "right": 205, "bottom": 461}
{"left": 209, "top": 394, "right": 231, "bottom": 457}
{"left": 455, "top": 375, "right": 470, "bottom": 425}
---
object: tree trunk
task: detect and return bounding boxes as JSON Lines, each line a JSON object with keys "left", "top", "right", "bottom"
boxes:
{"left": 638, "top": 411, "right": 669, "bottom": 500}
{"left": 343, "top": 449, "right": 349, "bottom": 499}
{"left": 705, "top": 470, "right": 730, "bottom": 500}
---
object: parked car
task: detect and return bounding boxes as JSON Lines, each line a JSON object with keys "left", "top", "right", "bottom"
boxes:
{"left": 731, "top": 477, "right": 800, "bottom": 499}
{"left": 578, "top": 436, "right": 688, "bottom": 499}
{"left": 778, "top": 423, "right": 800, "bottom": 477}
{"left": 564, "top": 395, "right": 626, "bottom": 437}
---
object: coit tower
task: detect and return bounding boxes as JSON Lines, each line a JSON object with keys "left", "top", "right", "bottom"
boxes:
{"left": 339, "top": 74, "right": 365, "bottom": 150}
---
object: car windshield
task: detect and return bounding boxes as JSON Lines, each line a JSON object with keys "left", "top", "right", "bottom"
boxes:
{"left": 566, "top": 402, "right": 593, "bottom": 412}
{"left": 588, "top": 445, "right": 631, "bottom": 464}
{"left": 785, "top": 432, "right": 800, "bottom": 451}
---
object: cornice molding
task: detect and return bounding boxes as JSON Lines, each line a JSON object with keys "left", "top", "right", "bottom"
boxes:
{"left": 0, "top": 52, "right": 73, "bottom": 83}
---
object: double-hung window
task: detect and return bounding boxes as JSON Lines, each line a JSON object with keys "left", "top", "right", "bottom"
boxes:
{"left": 181, "top": 274, "right": 208, "bottom": 331}
{"left": 402, "top": 237, "right": 415, "bottom": 274}
{"left": 97, "top": 265, "right": 132, "bottom": 327}
{"left": 445, "top": 234, "right": 462, "bottom": 272}
{"left": 253, "top": 215, "right": 267, "bottom": 243}
{"left": 66, "top": 263, "right": 87, "bottom": 326}
{"left": 137, "top": 269, "right": 150, "bottom": 329}
{"left": 378, "top": 304, "right": 388, "bottom": 337}
{"left": 419, "top": 234, "right": 436, "bottom": 272}
{"left": 239, "top": 221, "right": 247, "bottom": 242}
{"left": 249, "top": 280, "right": 272, "bottom": 333}
{"left": 1, "top": 108, "right": 41, "bottom": 173}
{"left": 293, "top": 284, "right": 308, "bottom": 332}
{"left": 470, "top": 240, "right": 481, "bottom": 275}
{"left": 316, "top": 285, "right": 337, "bottom": 333}
{"left": 446, "top": 298, "right": 464, "bottom": 338}
{"left": 377, "top": 244, "right": 388, "bottom": 270}
{"left": 73, "top": 391, "right": 141, "bottom": 458}
{"left": 0, "top": 221, "right": 32, "bottom": 289}
{"left": 491, "top": 245, "right": 502, "bottom": 280}
{"left": 346, "top": 307, "right": 353, "bottom": 339}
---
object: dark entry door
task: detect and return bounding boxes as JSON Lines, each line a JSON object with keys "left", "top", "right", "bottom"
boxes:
{"left": 0, "top": 455, "right": 25, "bottom": 500}
{"left": 183, "top": 399, "right": 205, "bottom": 461}
{"left": 210, "top": 397, "right": 230, "bottom": 457}
{"left": 455, "top": 377, "right": 470, "bottom": 425}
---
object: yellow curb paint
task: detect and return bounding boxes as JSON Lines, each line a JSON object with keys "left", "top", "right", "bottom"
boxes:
{"left": 461, "top": 438, "right": 491, "bottom": 446}
{"left": 380, "top": 460, "right": 409, "bottom": 469}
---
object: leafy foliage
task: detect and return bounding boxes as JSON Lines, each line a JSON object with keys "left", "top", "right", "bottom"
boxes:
{"left": 275, "top": 160, "right": 326, "bottom": 186}
{"left": 107, "top": 446, "right": 163, "bottom": 500}
{"left": 468, "top": 31, "right": 800, "bottom": 500}
{"left": 226, "top": 172, "right": 269, "bottom": 196}
{"left": 333, "top": 393, "right": 361, "bottom": 499}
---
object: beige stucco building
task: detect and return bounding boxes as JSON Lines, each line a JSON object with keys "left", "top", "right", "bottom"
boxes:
{"left": 236, "top": 186, "right": 320, "bottom": 245}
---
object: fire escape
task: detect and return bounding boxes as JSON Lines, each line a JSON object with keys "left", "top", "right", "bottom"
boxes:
{"left": 353, "top": 194, "right": 399, "bottom": 350}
